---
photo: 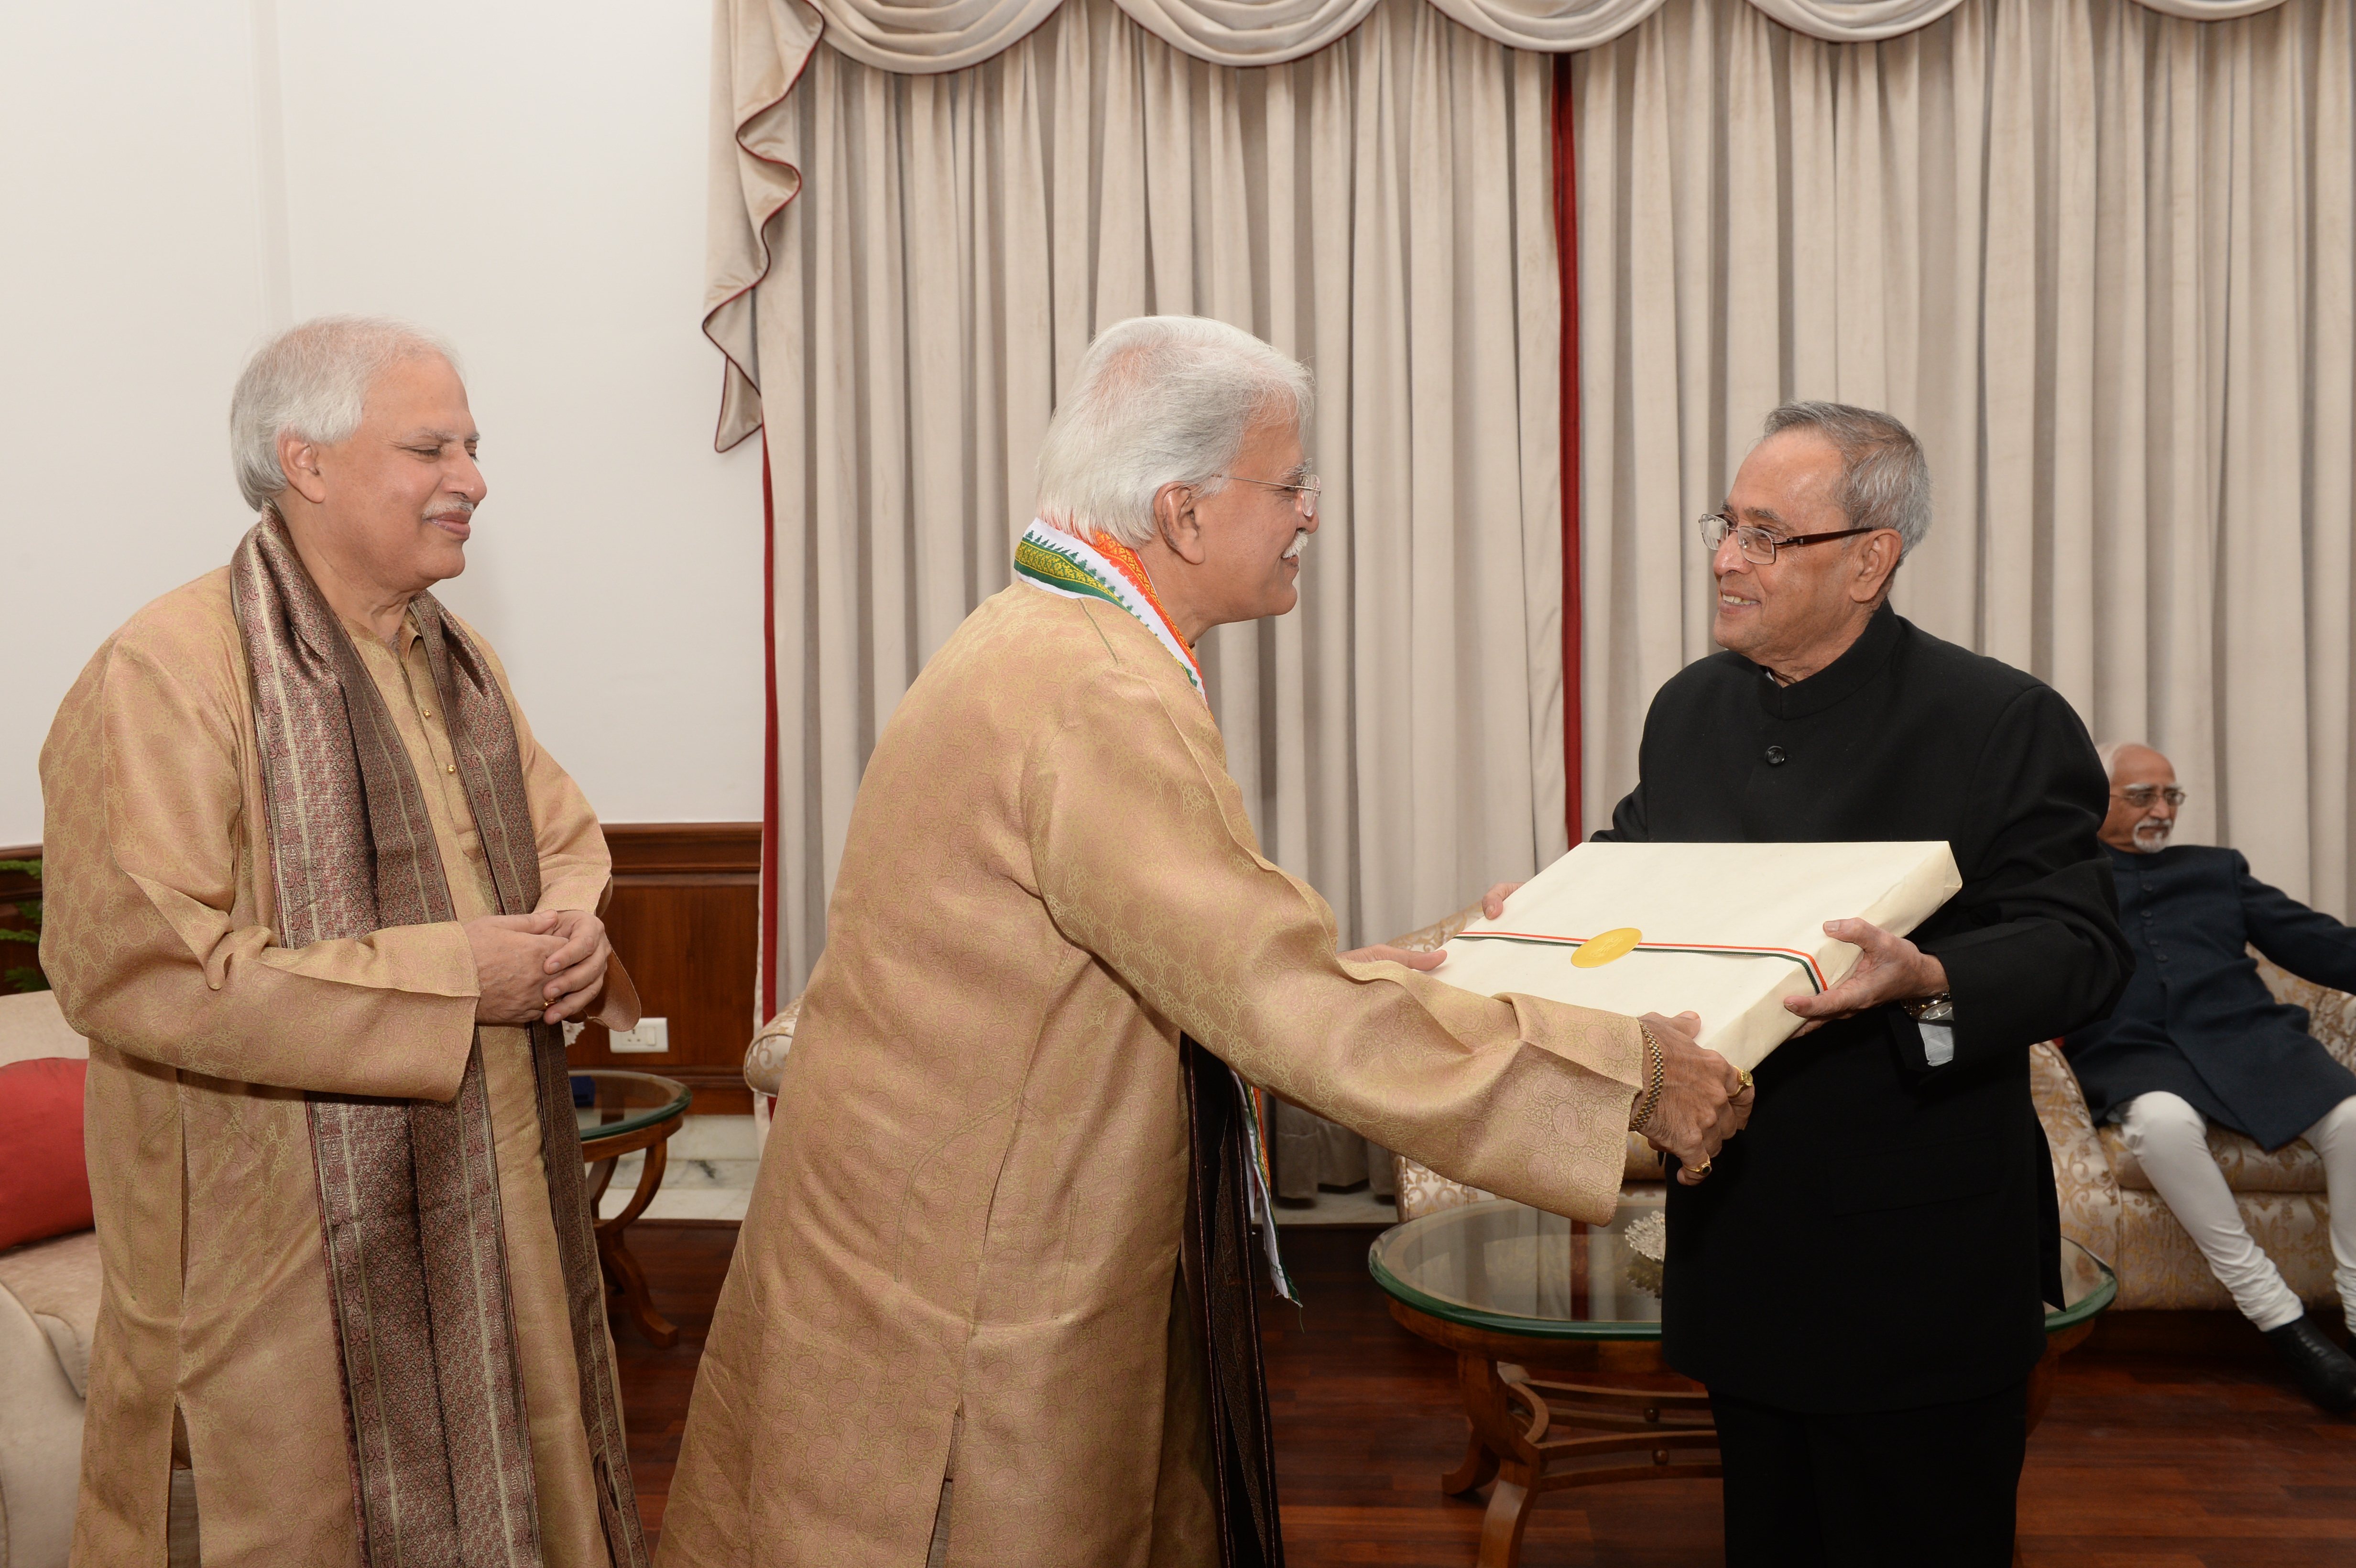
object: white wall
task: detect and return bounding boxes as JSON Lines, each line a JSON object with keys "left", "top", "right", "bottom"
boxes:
{"left": 0, "top": 0, "right": 764, "bottom": 846}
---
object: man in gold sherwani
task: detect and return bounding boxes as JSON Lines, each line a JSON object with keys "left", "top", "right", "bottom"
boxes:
{"left": 658, "top": 316, "right": 1747, "bottom": 1568}
{"left": 42, "top": 317, "right": 651, "bottom": 1568}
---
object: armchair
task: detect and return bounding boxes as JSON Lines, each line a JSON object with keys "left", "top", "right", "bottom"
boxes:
{"left": 2036, "top": 958, "right": 2353, "bottom": 1311}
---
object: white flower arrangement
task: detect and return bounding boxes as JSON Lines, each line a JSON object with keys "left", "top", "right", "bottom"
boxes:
{"left": 1623, "top": 1208, "right": 1667, "bottom": 1296}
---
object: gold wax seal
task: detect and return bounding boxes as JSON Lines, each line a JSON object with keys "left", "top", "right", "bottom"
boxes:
{"left": 1571, "top": 927, "right": 1643, "bottom": 968}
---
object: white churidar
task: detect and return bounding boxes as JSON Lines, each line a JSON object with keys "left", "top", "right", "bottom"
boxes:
{"left": 1574, "top": 0, "right": 2356, "bottom": 911}
{"left": 2119, "top": 1089, "right": 2356, "bottom": 1332}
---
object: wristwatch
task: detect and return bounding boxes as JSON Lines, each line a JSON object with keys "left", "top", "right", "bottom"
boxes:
{"left": 1900, "top": 992, "right": 1954, "bottom": 1023}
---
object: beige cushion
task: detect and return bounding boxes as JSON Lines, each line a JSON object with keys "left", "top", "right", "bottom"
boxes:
{"left": 1395, "top": 1142, "right": 1669, "bottom": 1220}
{"left": 2257, "top": 958, "right": 2356, "bottom": 1071}
{"left": 0, "top": 1230, "right": 101, "bottom": 1399}
{"left": 0, "top": 989, "right": 87, "bottom": 1067}
{"left": 743, "top": 993, "right": 802, "bottom": 1098}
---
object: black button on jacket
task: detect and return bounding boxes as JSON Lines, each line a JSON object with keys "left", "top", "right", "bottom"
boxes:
{"left": 1597, "top": 604, "right": 2129, "bottom": 1414}
{"left": 2064, "top": 845, "right": 2356, "bottom": 1151}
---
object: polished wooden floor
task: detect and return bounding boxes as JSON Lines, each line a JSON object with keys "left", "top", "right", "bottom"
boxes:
{"left": 613, "top": 1223, "right": 2356, "bottom": 1565}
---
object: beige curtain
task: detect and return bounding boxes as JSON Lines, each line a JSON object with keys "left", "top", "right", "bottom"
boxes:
{"left": 724, "top": 0, "right": 1565, "bottom": 997}
{"left": 1576, "top": 0, "right": 2356, "bottom": 913}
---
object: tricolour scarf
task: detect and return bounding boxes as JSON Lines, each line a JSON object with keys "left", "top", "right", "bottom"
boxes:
{"left": 1012, "top": 519, "right": 1296, "bottom": 1303}
{"left": 229, "top": 515, "right": 648, "bottom": 1568}
{"left": 1014, "top": 521, "right": 1205, "bottom": 695}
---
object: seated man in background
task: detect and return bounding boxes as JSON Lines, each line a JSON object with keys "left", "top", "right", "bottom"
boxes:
{"left": 657, "top": 316, "right": 1749, "bottom": 1568}
{"left": 2064, "top": 742, "right": 2356, "bottom": 1412}
{"left": 41, "top": 316, "right": 651, "bottom": 1565}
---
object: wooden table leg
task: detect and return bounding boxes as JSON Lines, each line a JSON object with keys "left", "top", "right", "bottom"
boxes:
{"left": 594, "top": 1137, "right": 679, "bottom": 1348}
{"left": 1477, "top": 1469, "right": 1538, "bottom": 1568}
{"left": 1450, "top": 1351, "right": 1549, "bottom": 1568}
{"left": 1442, "top": 1428, "right": 1500, "bottom": 1495}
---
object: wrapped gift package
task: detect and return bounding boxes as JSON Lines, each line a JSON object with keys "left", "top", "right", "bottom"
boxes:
{"left": 1439, "top": 840, "right": 1963, "bottom": 1071}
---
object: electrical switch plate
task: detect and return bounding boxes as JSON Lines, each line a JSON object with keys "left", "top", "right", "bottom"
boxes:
{"left": 610, "top": 1017, "right": 669, "bottom": 1054}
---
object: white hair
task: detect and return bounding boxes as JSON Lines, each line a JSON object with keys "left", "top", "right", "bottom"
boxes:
{"left": 1034, "top": 316, "right": 1313, "bottom": 548}
{"left": 2096, "top": 740, "right": 2160, "bottom": 779}
{"left": 229, "top": 315, "right": 460, "bottom": 514}
{"left": 1761, "top": 401, "right": 1933, "bottom": 557}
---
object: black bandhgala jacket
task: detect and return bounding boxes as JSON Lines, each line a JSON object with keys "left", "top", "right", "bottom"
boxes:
{"left": 1597, "top": 604, "right": 2129, "bottom": 1414}
{"left": 2064, "top": 845, "right": 2356, "bottom": 1151}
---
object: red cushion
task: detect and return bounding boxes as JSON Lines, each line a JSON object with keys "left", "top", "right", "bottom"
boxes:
{"left": 0, "top": 1057, "right": 92, "bottom": 1251}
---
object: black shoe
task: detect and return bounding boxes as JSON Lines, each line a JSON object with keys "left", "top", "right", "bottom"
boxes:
{"left": 2264, "top": 1315, "right": 2356, "bottom": 1414}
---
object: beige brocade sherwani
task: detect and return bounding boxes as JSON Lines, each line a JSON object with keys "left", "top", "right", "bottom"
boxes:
{"left": 656, "top": 583, "right": 1647, "bottom": 1568}
{"left": 39, "top": 568, "right": 637, "bottom": 1568}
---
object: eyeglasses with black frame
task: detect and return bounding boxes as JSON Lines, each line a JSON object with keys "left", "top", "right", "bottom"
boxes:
{"left": 2113, "top": 785, "right": 2188, "bottom": 809}
{"left": 1699, "top": 512, "right": 1876, "bottom": 565}
{"left": 1216, "top": 472, "right": 1321, "bottom": 521}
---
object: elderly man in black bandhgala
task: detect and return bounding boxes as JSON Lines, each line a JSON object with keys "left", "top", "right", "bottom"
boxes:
{"left": 1590, "top": 403, "right": 2129, "bottom": 1565}
{"left": 2063, "top": 741, "right": 2356, "bottom": 1412}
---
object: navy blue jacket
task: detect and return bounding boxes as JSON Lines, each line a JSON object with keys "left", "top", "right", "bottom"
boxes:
{"left": 1600, "top": 605, "right": 2129, "bottom": 1414}
{"left": 2063, "top": 845, "right": 2356, "bottom": 1150}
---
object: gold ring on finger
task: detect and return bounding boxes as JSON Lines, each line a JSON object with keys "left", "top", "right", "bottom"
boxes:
{"left": 1690, "top": 1157, "right": 1713, "bottom": 1178}
{"left": 1739, "top": 1070, "right": 1754, "bottom": 1091}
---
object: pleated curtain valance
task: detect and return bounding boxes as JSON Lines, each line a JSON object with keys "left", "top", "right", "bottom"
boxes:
{"left": 707, "top": 0, "right": 2301, "bottom": 442}
{"left": 780, "top": 0, "right": 2292, "bottom": 75}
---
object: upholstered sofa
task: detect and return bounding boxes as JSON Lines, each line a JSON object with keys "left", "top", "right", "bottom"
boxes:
{"left": 2036, "top": 958, "right": 2353, "bottom": 1312}
{"left": 0, "top": 991, "right": 97, "bottom": 1568}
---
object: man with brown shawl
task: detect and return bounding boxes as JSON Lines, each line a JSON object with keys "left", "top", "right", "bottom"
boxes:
{"left": 41, "top": 317, "right": 651, "bottom": 1568}
{"left": 656, "top": 316, "right": 1748, "bottom": 1568}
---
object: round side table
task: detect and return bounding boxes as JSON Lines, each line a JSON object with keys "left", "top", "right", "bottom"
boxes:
{"left": 574, "top": 1068, "right": 692, "bottom": 1348}
{"left": 1368, "top": 1197, "right": 2117, "bottom": 1568}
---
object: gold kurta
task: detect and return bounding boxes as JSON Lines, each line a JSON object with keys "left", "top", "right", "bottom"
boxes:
{"left": 657, "top": 583, "right": 1645, "bottom": 1568}
{"left": 39, "top": 567, "right": 637, "bottom": 1568}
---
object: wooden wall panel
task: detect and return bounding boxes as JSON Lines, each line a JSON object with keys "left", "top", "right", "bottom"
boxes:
{"left": 572, "top": 823, "right": 763, "bottom": 1116}
{"left": 2, "top": 827, "right": 763, "bottom": 1116}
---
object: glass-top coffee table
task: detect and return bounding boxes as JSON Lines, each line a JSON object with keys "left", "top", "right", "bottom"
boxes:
{"left": 1369, "top": 1196, "right": 2116, "bottom": 1568}
{"left": 576, "top": 1069, "right": 693, "bottom": 1348}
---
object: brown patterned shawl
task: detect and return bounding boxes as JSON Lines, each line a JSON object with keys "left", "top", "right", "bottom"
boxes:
{"left": 229, "top": 515, "right": 648, "bottom": 1568}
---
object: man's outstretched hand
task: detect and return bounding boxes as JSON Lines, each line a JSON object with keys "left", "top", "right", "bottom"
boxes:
{"left": 1638, "top": 1011, "right": 1753, "bottom": 1185}
{"left": 1782, "top": 917, "right": 1948, "bottom": 1037}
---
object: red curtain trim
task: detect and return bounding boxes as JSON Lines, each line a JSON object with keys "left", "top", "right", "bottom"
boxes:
{"left": 759, "top": 433, "right": 782, "bottom": 1023}
{"left": 1554, "top": 53, "right": 1582, "bottom": 846}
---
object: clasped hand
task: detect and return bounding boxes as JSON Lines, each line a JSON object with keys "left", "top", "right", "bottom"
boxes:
{"left": 464, "top": 909, "right": 613, "bottom": 1026}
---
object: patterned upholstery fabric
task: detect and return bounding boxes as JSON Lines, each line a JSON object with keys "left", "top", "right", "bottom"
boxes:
{"left": 2040, "top": 956, "right": 2352, "bottom": 1311}
{"left": 1393, "top": 1156, "right": 1495, "bottom": 1219}
{"left": 1395, "top": 1134, "right": 1666, "bottom": 1220}
{"left": 1394, "top": 1161, "right": 1669, "bottom": 1223}
{"left": 742, "top": 993, "right": 802, "bottom": 1097}
{"left": 2114, "top": 1187, "right": 2339, "bottom": 1311}
{"left": 2031, "top": 1039, "right": 2120, "bottom": 1269}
